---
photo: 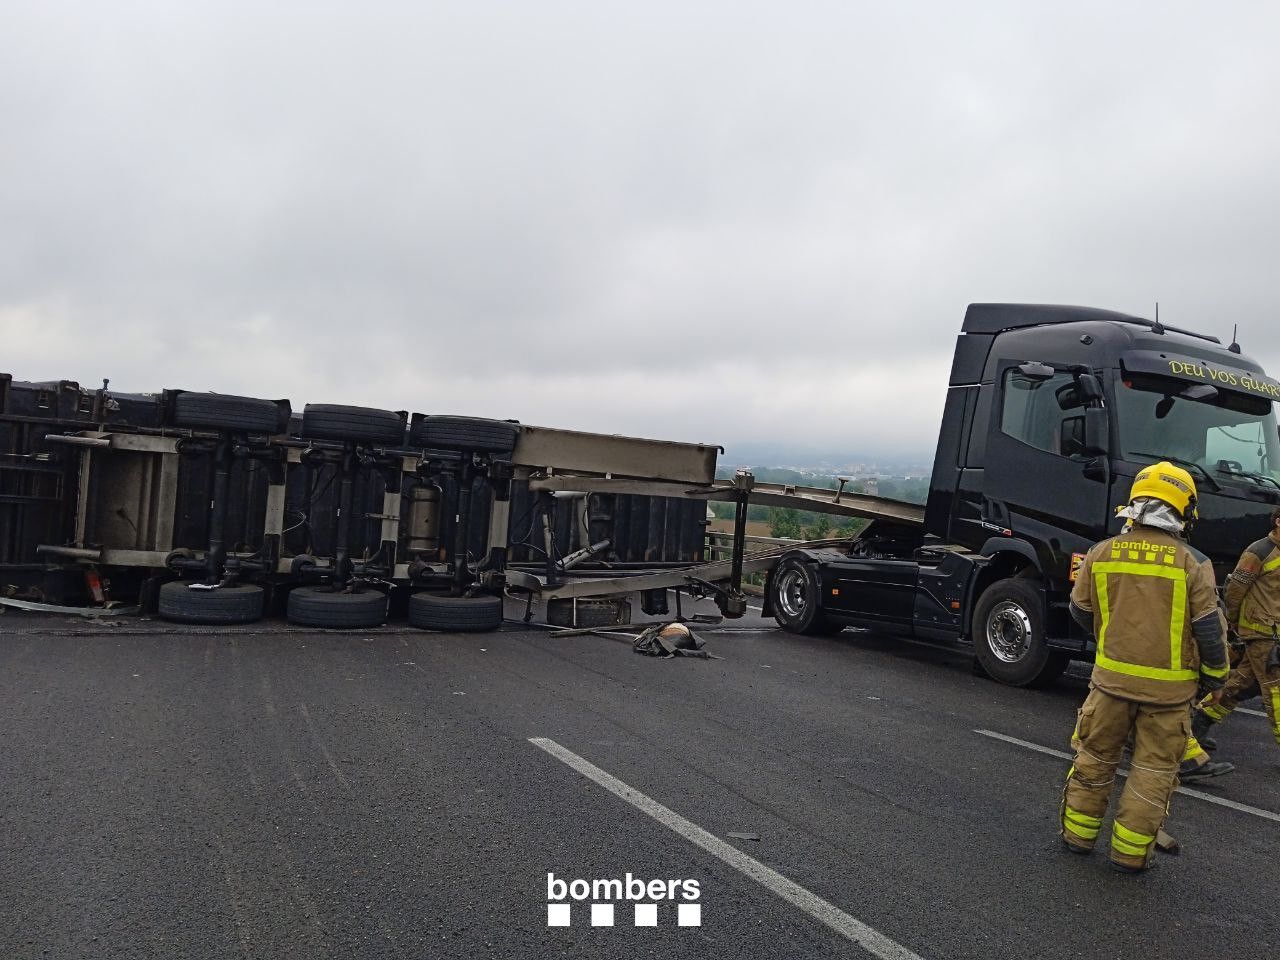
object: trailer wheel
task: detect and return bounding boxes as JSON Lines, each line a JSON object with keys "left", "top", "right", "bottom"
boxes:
{"left": 158, "top": 581, "right": 264, "bottom": 624}
{"left": 286, "top": 586, "right": 388, "bottom": 628}
{"left": 301, "top": 404, "right": 406, "bottom": 446}
{"left": 408, "top": 593, "right": 503, "bottom": 632}
{"left": 172, "top": 391, "right": 285, "bottom": 433}
{"left": 973, "top": 578, "right": 1059, "bottom": 686}
{"left": 408, "top": 415, "right": 519, "bottom": 454}
{"left": 769, "top": 558, "right": 840, "bottom": 636}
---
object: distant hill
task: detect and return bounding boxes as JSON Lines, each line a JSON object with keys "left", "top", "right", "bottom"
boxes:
{"left": 718, "top": 443, "right": 932, "bottom": 478}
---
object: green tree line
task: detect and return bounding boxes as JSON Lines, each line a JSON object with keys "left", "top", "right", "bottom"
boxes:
{"left": 708, "top": 503, "right": 867, "bottom": 540}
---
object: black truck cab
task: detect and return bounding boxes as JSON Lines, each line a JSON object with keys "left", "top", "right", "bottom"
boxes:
{"left": 767, "top": 304, "right": 1280, "bottom": 685}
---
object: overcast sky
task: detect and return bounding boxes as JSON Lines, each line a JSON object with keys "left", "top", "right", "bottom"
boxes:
{"left": 3, "top": 2, "right": 1279, "bottom": 461}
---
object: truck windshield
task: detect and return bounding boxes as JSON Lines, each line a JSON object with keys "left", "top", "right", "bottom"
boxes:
{"left": 1115, "top": 374, "right": 1280, "bottom": 485}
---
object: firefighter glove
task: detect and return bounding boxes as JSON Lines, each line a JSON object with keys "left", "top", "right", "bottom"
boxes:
{"left": 1196, "top": 672, "right": 1225, "bottom": 700}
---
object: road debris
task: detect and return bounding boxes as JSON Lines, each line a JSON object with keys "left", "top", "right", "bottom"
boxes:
{"left": 632, "top": 622, "right": 717, "bottom": 659}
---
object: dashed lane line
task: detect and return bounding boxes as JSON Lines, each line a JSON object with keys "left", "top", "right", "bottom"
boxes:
{"left": 529, "top": 736, "right": 927, "bottom": 960}
{"left": 975, "top": 729, "right": 1280, "bottom": 824}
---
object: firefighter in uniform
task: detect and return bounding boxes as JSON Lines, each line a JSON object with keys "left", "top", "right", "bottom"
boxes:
{"left": 1191, "top": 505, "right": 1280, "bottom": 751}
{"left": 1061, "top": 462, "right": 1230, "bottom": 872}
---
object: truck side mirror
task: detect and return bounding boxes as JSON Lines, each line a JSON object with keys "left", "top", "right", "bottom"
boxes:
{"left": 1083, "top": 407, "right": 1109, "bottom": 456}
{"left": 1076, "top": 372, "right": 1104, "bottom": 403}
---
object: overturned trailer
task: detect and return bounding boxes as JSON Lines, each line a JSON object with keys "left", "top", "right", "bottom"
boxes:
{"left": 0, "top": 373, "right": 918, "bottom": 631}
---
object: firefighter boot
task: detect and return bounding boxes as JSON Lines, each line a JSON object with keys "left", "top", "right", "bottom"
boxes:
{"left": 1179, "top": 757, "right": 1234, "bottom": 780}
{"left": 1191, "top": 709, "right": 1217, "bottom": 753}
{"left": 1111, "top": 857, "right": 1159, "bottom": 875}
{"left": 1154, "top": 828, "right": 1180, "bottom": 855}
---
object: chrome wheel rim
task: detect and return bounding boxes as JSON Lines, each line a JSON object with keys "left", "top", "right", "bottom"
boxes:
{"left": 776, "top": 568, "right": 809, "bottom": 619}
{"left": 987, "top": 600, "right": 1032, "bottom": 663}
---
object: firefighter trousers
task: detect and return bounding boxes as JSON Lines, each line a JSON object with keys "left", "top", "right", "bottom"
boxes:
{"left": 1061, "top": 687, "right": 1189, "bottom": 870}
{"left": 1197, "top": 639, "right": 1280, "bottom": 746}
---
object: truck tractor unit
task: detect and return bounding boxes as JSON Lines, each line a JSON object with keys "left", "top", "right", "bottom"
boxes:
{"left": 765, "top": 303, "right": 1280, "bottom": 686}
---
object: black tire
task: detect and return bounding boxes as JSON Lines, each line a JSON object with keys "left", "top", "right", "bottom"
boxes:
{"left": 408, "top": 593, "right": 503, "bottom": 632}
{"left": 158, "top": 581, "right": 264, "bottom": 624}
{"left": 407, "top": 415, "right": 519, "bottom": 454}
{"left": 301, "top": 404, "right": 406, "bottom": 445}
{"left": 972, "top": 577, "right": 1057, "bottom": 686}
{"left": 768, "top": 557, "right": 840, "bottom": 636}
{"left": 287, "top": 586, "right": 388, "bottom": 628}
{"left": 546, "top": 598, "right": 629, "bottom": 629}
{"left": 1031, "top": 652, "right": 1072, "bottom": 687}
{"left": 172, "top": 392, "right": 286, "bottom": 433}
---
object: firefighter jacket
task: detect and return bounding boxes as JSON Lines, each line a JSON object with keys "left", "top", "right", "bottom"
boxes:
{"left": 1223, "top": 530, "right": 1280, "bottom": 640}
{"left": 1070, "top": 525, "right": 1229, "bottom": 705}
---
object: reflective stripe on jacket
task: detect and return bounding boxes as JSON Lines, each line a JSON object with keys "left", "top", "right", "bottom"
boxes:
{"left": 1224, "top": 532, "right": 1280, "bottom": 640}
{"left": 1070, "top": 526, "right": 1224, "bottom": 705}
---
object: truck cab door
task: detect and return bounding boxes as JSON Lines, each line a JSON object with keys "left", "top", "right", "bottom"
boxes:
{"left": 980, "top": 361, "right": 1112, "bottom": 573}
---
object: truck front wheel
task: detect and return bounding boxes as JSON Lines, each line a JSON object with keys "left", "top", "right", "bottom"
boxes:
{"left": 769, "top": 558, "right": 841, "bottom": 636}
{"left": 973, "top": 578, "right": 1063, "bottom": 686}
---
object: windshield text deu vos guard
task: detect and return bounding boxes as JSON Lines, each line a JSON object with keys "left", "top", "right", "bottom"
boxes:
{"left": 1167, "top": 359, "right": 1280, "bottom": 399}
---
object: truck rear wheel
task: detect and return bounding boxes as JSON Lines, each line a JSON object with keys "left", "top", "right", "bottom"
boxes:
{"left": 408, "top": 593, "right": 504, "bottom": 632}
{"left": 286, "top": 586, "right": 388, "bottom": 629}
{"left": 301, "top": 404, "right": 406, "bottom": 446}
{"left": 973, "top": 578, "right": 1061, "bottom": 686}
{"left": 158, "top": 581, "right": 264, "bottom": 625}
{"left": 407, "top": 415, "right": 520, "bottom": 454}
{"left": 171, "top": 391, "right": 285, "bottom": 434}
{"left": 769, "top": 558, "right": 841, "bottom": 636}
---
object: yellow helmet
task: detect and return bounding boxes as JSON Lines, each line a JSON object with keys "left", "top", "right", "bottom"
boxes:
{"left": 1130, "top": 461, "right": 1198, "bottom": 519}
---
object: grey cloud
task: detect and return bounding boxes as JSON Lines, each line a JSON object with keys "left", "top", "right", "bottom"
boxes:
{"left": 2, "top": 1, "right": 1279, "bottom": 454}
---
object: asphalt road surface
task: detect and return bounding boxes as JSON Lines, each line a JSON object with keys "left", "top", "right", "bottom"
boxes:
{"left": 2, "top": 604, "right": 1276, "bottom": 960}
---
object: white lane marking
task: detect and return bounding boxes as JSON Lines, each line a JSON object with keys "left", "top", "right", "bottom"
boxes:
{"left": 976, "top": 729, "right": 1072, "bottom": 761}
{"left": 975, "top": 729, "right": 1280, "bottom": 825}
{"left": 529, "top": 737, "right": 925, "bottom": 960}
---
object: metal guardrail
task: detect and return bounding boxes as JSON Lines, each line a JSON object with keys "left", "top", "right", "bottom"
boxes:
{"left": 704, "top": 531, "right": 798, "bottom": 563}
